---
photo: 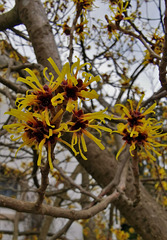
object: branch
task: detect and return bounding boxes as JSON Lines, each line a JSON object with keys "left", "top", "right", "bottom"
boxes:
{"left": 141, "top": 87, "right": 167, "bottom": 107}
{"left": 99, "top": 145, "right": 130, "bottom": 197}
{"left": 53, "top": 161, "right": 100, "bottom": 202}
{"left": 0, "top": 191, "right": 120, "bottom": 220}
{"left": 68, "top": 7, "right": 82, "bottom": 65}
{"left": 35, "top": 162, "right": 50, "bottom": 208}
{"left": 117, "top": 25, "right": 161, "bottom": 60}
{"left": 49, "top": 220, "right": 74, "bottom": 240}
{"left": 0, "top": 5, "right": 21, "bottom": 31}
{"left": 159, "top": 1, "right": 167, "bottom": 88}
{"left": 10, "top": 27, "right": 30, "bottom": 41}
{"left": 132, "top": 150, "right": 140, "bottom": 207}
{"left": 0, "top": 75, "right": 27, "bottom": 94}
{"left": 17, "top": 0, "right": 62, "bottom": 72}
{"left": 0, "top": 230, "right": 53, "bottom": 237}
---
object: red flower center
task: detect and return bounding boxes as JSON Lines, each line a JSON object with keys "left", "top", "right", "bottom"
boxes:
{"left": 70, "top": 110, "right": 88, "bottom": 133}
{"left": 123, "top": 128, "right": 148, "bottom": 146}
{"left": 25, "top": 118, "right": 57, "bottom": 144}
{"left": 65, "top": 86, "right": 78, "bottom": 100}
{"left": 127, "top": 110, "right": 144, "bottom": 127}
{"left": 34, "top": 85, "right": 53, "bottom": 110}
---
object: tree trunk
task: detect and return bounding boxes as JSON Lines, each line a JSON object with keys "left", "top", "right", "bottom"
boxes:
{"left": 17, "top": 0, "right": 62, "bottom": 72}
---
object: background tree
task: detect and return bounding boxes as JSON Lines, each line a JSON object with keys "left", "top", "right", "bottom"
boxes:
{"left": 0, "top": 0, "right": 167, "bottom": 239}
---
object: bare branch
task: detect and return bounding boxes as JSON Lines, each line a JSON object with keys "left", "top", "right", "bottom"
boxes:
{"left": 0, "top": 75, "right": 27, "bottom": 94}
{"left": 0, "top": 5, "right": 21, "bottom": 31}
{"left": 99, "top": 145, "right": 130, "bottom": 198}
{"left": 53, "top": 161, "right": 100, "bottom": 201}
{"left": 35, "top": 162, "right": 50, "bottom": 208}
{"left": 49, "top": 220, "right": 74, "bottom": 240}
{"left": 0, "top": 191, "right": 120, "bottom": 220}
{"left": 159, "top": 1, "right": 167, "bottom": 88}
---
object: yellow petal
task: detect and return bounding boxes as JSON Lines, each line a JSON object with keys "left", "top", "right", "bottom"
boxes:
{"left": 83, "top": 129, "right": 105, "bottom": 150}
{"left": 83, "top": 75, "right": 101, "bottom": 87}
{"left": 43, "top": 67, "right": 54, "bottom": 84}
{"left": 116, "top": 142, "right": 126, "bottom": 160}
{"left": 79, "top": 89, "right": 99, "bottom": 99}
{"left": 129, "top": 142, "right": 136, "bottom": 157}
{"left": 127, "top": 99, "right": 134, "bottom": 111}
{"left": 90, "top": 125, "right": 112, "bottom": 134}
{"left": 51, "top": 109, "right": 64, "bottom": 124}
{"left": 66, "top": 99, "right": 75, "bottom": 112}
{"left": 81, "top": 134, "right": 87, "bottom": 152}
{"left": 142, "top": 102, "right": 156, "bottom": 115}
{"left": 51, "top": 93, "right": 64, "bottom": 106}
{"left": 58, "top": 138, "right": 78, "bottom": 156}
{"left": 47, "top": 142, "right": 53, "bottom": 170}
{"left": 78, "top": 137, "right": 87, "bottom": 160}
{"left": 37, "top": 139, "right": 46, "bottom": 166}
{"left": 136, "top": 94, "right": 144, "bottom": 111}
{"left": 116, "top": 104, "right": 131, "bottom": 118}
{"left": 47, "top": 57, "right": 61, "bottom": 75}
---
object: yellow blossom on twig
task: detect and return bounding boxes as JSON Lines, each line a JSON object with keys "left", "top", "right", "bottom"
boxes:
{"left": 3, "top": 109, "right": 76, "bottom": 169}
{"left": 109, "top": 0, "right": 132, "bottom": 24}
{"left": 112, "top": 94, "right": 167, "bottom": 160}
{"left": 67, "top": 108, "right": 112, "bottom": 160}
{"left": 51, "top": 57, "right": 100, "bottom": 112}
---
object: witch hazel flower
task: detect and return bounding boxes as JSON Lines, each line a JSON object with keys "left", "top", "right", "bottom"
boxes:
{"left": 3, "top": 109, "right": 77, "bottom": 169}
{"left": 3, "top": 57, "right": 111, "bottom": 167}
{"left": 67, "top": 107, "right": 112, "bottom": 160}
{"left": 51, "top": 57, "right": 100, "bottom": 112}
{"left": 112, "top": 94, "right": 167, "bottom": 160}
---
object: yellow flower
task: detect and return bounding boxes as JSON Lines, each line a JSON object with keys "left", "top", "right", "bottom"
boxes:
{"left": 75, "top": 18, "right": 89, "bottom": 40}
{"left": 16, "top": 57, "right": 64, "bottom": 112}
{"left": 129, "top": 227, "right": 135, "bottom": 234}
{"left": 73, "top": 0, "right": 94, "bottom": 11}
{"left": 113, "top": 95, "right": 167, "bottom": 160}
{"left": 62, "top": 21, "right": 71, "bottom": 36}
{"left": 67, "top": 108, "right": 112, "bottom": 160}
{"left": 114, "top": 94, "right": 156, "bottom": 133}
{"left": 3, "top": 109, "right": 76, "bottom": 169}
{"left": 162, "top": 196, "right": 167, "bottom": 206}
{"left": 16, "top": 57, "right": 100, "bottom": 113}
{"left": 111, "top": 228, "right": 130, "bottom": 240}
{"left": 109, "top": 0, "right": 132, "bottom": 24}
{"left": 51, "top": 57, "right": 100, "bottom": 112}
{"left": 104, "top": 14, "right": 119, "bottom": 40}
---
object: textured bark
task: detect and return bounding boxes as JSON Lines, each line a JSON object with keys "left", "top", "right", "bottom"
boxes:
{"left": 1, "top": 1, "right": 167, "bottom": 240}
{"left": 16, "top": 0, "right": 62, "bottom": 73}
{"left": 159, "top": 0, "right": 167, "bottom": 88}
{"left": 0, "top": 5, "right": 21, "bottom": 31}
{"left": 80, "top": 138, "right": 167, "bottom": 240}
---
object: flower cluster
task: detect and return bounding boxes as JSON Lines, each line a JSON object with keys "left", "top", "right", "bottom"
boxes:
{"left": 73, "top": 0, "right": 94, "bottom": 11}
{"left": 104, "top": 0, "right": 132, "bottom": 40}
{"left": 109, "top": 0, "right": 131, "bottom": 24}
{"left": 143, "top": 31, "right": 164, "bottom": 65}
{"left": 4, "top": 58, "right": 112, "bottom": 168}
{"left": 62, "top": 18, "right": 89, "bottom": 41}
{"left": 104, "top": 14, "right": 119, "bottom": 40}
{"left": 113, "top": 94, "right": 167, "bottom": 161}
{"left": 67, "top": 108, "right": 112, "bottom": 159}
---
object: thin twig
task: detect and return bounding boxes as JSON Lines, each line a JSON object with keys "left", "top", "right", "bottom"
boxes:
{"left": 68, "top": 6, "right": 82, "bottom": 66}
{"left": 132, "top": 149, "right": 140, "bottom": 207}
{"left": 53, "top": 160, "right": 100, "bottom": 202}
{"left": 49, "top": 220, "right": 74, "bottom": 240}
{"left": 99, "top": 145, "right": 130, "bottom": 198}
{"left": 35, "top": 161, "right": 50, "bottom": 208}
